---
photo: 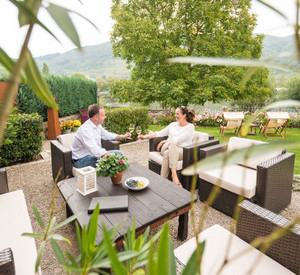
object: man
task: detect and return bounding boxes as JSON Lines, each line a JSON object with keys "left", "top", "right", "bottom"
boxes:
{"left": 72, "top": 104, "right": 131, "bottom": 168}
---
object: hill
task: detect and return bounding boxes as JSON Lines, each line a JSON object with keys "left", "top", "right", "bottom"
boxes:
{"left": 34, "top": 35, "right": 298, "bottom": 80}
{"left": 35, "top": 42, "right": 130, "bottom": 79}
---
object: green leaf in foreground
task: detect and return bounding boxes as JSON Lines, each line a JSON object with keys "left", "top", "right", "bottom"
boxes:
{"left": 32, "top": 204, "right": 45, "bottom": 230}
{"left": 182, "top": 140, "right": 299, "bottom": 175}
{"left": 24, "top": 51, "right": 58, "bottom": 109}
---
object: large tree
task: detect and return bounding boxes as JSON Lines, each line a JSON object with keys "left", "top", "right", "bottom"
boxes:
{"left": 110, "top": 0, "right": 270, "bottom": 108}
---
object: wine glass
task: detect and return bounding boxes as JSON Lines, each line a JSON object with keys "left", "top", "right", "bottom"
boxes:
{"left": 136, "top": 126, "right": 142, "bottom": 135}
{"left": 129, "top": 124, "right": 135, "bottom": 134}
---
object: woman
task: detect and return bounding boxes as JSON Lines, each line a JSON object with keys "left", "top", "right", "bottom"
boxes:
{"left": 138, "top": 106, "right": 195, "bottom": 187}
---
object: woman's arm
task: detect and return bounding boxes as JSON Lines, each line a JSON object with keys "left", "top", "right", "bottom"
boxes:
{"left": 138, "top": 132, "right": 157, "bottom": 140}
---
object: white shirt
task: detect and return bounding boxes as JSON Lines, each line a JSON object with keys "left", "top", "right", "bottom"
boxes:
{"left": 71, "top": 119, "right": 117, "bottom": 159}
{"left": 156, "top": 122, "right": 195, "bottom": 147}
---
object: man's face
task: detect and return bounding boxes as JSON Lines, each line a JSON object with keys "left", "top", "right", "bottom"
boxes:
{"left": 97, "top": 108, "right": 106, "bottom": 125}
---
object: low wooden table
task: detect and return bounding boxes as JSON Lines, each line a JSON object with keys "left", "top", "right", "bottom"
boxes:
{"left": 58, "top": 163, "right": 197, "bottom": 246}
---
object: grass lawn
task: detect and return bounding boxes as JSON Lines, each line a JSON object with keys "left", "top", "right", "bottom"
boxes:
{"left": 149, "top": 125, "right": 300, "bottom": 175}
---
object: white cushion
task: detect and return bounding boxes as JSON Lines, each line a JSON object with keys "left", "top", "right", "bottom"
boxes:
{"left": 57, "top": 132, "right": 76, "bottom": 150}
{"left": 149, "top": 151, "right": 183, "bottom": 170}
{"left": 174, "top": 224, "right": 294, "bottom": 275}
{"left": 192, "top": 132, "right": 209, "bottom": 143}
{"left": 0, "top": 190, "right": 39, "bottom": 275}
{"left": 267, "top": 112, "right": 290, "bottom": 120}
{"left": 224, "top": 112, "right": 244, "bottom": 120}
{"left": 227, "top": 137, "right": 282, "bottom": 170}
{"left": 199, "top": 164, "right": 257, "bottom": 198}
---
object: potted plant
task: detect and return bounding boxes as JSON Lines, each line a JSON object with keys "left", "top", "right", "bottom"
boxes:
{"left": 71, "top": 120, "right": 81, "bottom": 132}
{"left": 60, "top": 121, "right": 71, "bottom": 134}
{"left": 96, "top": 153, "right": 129, "bottom": 184}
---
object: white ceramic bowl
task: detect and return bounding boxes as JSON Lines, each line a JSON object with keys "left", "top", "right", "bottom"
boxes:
{"left": 123, "top": 177, "right": 149, "bottom": 191}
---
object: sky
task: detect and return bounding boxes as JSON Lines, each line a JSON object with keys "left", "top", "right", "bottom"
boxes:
{"left": 0, "top": 0, "right": 297, "bottom": 59}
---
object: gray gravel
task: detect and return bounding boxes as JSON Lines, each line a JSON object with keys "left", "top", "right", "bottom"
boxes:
{"left": 5, "top": 139, "right": 300, "bottom": 274}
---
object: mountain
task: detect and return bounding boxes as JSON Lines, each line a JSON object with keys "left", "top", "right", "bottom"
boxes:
{"left": 34, "top": 35, "right": 297, "bottom": 80}
{"left": 35, "top": 42, "right": 130, "bottom": 79}
{"left": 261, "top": 34, "right": 299, "bottom": 71}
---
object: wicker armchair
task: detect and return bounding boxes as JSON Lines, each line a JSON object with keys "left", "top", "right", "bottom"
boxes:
{"left": 51, "top": 134, "right": 120, "bottom": 181}
{"left": 0, "top": 248, "right": 15, "bottom": 275}
{"left": 237, "top": 200, "right": 300, "bottom": 274}
{"left": 198, "top": 137, "right": 295, "bottom": 216}
{"left": 0, "top": 168, "right": 8, "bottom": 195}
{"left": 175, "top": 200, "right": 299, "bottom": 274}
{"left": 148, "top": 132, "right": 218, "bottom": 190}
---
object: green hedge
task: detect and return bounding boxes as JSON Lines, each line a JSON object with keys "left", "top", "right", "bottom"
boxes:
{"left": 17, "top": 74, "right": 97, "bottom": 120}
{"left": 0, "top": 112, "right": 43, "bottom": 167}
{"left": 103, "top": 107, "right": 151, "bottom": 139}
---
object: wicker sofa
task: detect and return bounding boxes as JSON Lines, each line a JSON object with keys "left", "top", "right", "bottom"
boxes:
{"left": 51, "top": 133, "right": 120, "bottom": 181}
{"left": 0, "top": 169, "right": 39, "bottom": 275}
{"left": 148, "top": 132, "right": 218, "bottom": 190}
{"left": 175, "top": 200, "right": 299, "bottom": 274}
{"left": 198, "top": 137, "right": 295, "bottom": 216}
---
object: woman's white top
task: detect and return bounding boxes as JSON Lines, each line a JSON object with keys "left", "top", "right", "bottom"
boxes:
{"left": 156, "top": 122, "right": 195, "bottom": 147}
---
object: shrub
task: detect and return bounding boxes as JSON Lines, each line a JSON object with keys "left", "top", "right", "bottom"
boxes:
{"left": 0, "top": 112, "right": 43, "bottom": 167}
{"left": 17, "top": 74, "right": 97, "bottom": 120}
{"left": 103, "top": 107, "right": 151, "bottom": 140}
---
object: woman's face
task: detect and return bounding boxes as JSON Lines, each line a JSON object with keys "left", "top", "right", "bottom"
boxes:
{"left": 175, "top": 108, "right": 186, "bottom": 122}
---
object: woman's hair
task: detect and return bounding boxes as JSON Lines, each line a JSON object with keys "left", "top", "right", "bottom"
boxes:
{"left": 178, "top": 106, "right": 195, "bottom": 124}
{"left": 88, "top": 104, "right": 103, "bottom": 118}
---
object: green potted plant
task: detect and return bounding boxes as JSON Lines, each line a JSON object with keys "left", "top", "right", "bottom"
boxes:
{"left": 96, "top": 153, "right": 129, "bottom": 184}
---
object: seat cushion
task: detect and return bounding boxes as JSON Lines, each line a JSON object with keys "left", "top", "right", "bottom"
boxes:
{"left": 0, "top": 190, "right": 38, "bottom": 275}
{"left": 174, "top": 224, "right": 294, "bottom": 275}
{"left": 149, "top": 152, "right": 183, "bottom": 170}
{"left": 192, "top": 132, "right": 209, "bottom": 143}
{"left": 227, "top": 137, "right": 282, "bottom": 170}
{"left": 199, "top": 164, "right": 257, "bottom": 198}
{"left": 57, "top": 132, "right": 76, "bottom": 150}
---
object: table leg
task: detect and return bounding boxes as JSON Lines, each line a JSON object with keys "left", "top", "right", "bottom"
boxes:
{"left": 178, "top": 212, "right": 189, "bottom": 240}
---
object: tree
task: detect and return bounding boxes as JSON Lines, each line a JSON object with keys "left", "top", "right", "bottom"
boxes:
{"left": 286, "top": 75, "right": 300, "bottom": 102}
{"left": 110, "top": 0, "right": 269, "bottom": 108}
{"left": 96, "top": 76, "right": 119, "bottom": 91}
{"left": 42, "top": 62, "right": 49, "bottom": 74}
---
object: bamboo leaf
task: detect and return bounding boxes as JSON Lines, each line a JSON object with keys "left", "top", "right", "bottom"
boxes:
{"left": 50, "top": 239, "right": 67, "bottom": 265}
{"left": 9, "top": 0, "right": 59, "bottom": 41}
{"left": 32, "top": 204, "right": 45, "bottom": 230}
{"left": 255, "top": 0, "right": 288, "bottom": 20}
{"left": 35, "top": 241, "right": 46, "bottom": 273}
{"left": 102, "top": 224, "right": 127, "bottom": 275}
{"left": 53, "top": 213, "right": 80, "bottom": 231}
{"left": 48, "top": 216, "right": 57, "bottom": 232}
{"left": 263, "top": 100, "right": 300, "bottom": 110}
{"left": 49, "top": 234, "right": 72, "bottom": 245}
{"left": 21, "top": 233, "right": 44, "bottom": 239}
{"left": 166, "top": 57, "right": 288, "bottom": 71}
{"left": 182, "top": 140, "right": 299, "bottom": 175}
{"left": 46, "top": 3, "right": 81, "bottom": 48}
{"left": 157, "top": 222, "right": 176, "bottom": 275}
{"left": 24, "top": 51, "right": 58, "bottom": 109}
{"left": 182, "top": 241, "right": 205, "bottom": 275}
{"left": 66, "top": 251, "right": 78, "bottom": 266}
{"left": 147, "top": 241, "right": 157, "bottom": 275}
{"left": 88, "top": 203, "right": 100, "bottom": 246}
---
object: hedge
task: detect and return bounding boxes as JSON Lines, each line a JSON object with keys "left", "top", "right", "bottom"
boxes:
{"left": 0, "top": 112, "right": 44, "bottom": 167}
{"left": 17, "top": 74, "right": 97, "bottom": 120}
{"left": 103, "top": 107, "right": 151, "bottom": 140}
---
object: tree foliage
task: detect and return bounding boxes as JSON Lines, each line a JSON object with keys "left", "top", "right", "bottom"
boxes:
{"left": 42, "top": 62, "right": 49, "bottom": 74}
{"left": 110, "top": 0, "right": 270, "bottom": 108}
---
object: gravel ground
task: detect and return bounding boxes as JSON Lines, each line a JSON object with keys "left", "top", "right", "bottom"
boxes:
{"left": 5, "top": 139, "right": 300, "bottom": 274}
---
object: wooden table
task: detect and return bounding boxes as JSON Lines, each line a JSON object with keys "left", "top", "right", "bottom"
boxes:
{"left": 58, "top": 163, "right": 197, "bottom": 245}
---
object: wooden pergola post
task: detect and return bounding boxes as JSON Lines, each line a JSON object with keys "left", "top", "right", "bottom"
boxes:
{"left": 47, "top": 107, "right": 61, "bottom": 140}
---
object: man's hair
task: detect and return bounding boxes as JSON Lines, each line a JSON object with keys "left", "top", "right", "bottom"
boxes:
{"left": 88, "top": 104, "right": 103, "bottom": 118}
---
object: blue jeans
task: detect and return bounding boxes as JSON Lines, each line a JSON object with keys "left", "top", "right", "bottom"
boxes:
{"left": 73, "top": 150, "right": 124, "bottom": 168}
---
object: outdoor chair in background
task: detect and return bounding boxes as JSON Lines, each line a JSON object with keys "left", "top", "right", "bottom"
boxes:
{"left": 51, "top": 133, "right": 120, "bottom": 181}
{"left": 198, "top": 137, "right": 295, "bottom": 216}
{"left": 260, "top": 111, "right": 290, "bottom": 138}
{"left": 175, "top": 200, "right": 300, "bottom": 274}
{"left": 148, "top": 132, "right": 219, "bottom": 190}
{"left": 220, "top": 112, "right": 244, "bottom": 138}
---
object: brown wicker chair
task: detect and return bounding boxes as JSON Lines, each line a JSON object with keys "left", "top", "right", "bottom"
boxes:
{"left": 149, "top": 133, "right": 218, "bottom": 190}
{"left": 0, "top": 248, "right": 15, "bottom": 275}
{"left": 0, "top": 168, "right": 8, "bottom": 195}
{"left": 237, "top": 200, "right": 300, "bottom": 274}
{"left": 198, "top": 138, "right": 295, "bottom": 216}
{"left": 51, "top": 135, "right": 120, "bottom": 182}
